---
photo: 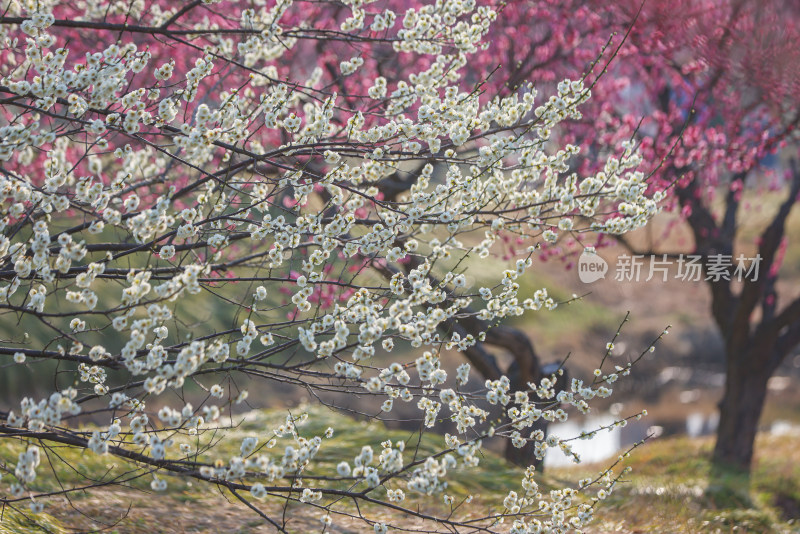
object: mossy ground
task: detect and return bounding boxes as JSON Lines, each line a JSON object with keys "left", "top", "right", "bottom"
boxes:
{"left": 1, "top": 407, "right": 798, "bottom": 533}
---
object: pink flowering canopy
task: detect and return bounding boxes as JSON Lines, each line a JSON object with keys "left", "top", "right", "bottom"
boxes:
{"left": 483, "top": 0, "right": 800, "bottom": 472}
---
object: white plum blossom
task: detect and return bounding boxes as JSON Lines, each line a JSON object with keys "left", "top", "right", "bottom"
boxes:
{"left": 0, "top": 0, "right": 665, "bottom": 531}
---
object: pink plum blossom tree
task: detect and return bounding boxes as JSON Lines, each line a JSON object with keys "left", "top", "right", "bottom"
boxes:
{"left": 468, "top": 0, "right": 800, "bottom": 474}
{"left": 596, "top": 0, "right": 800, "bottom": 473}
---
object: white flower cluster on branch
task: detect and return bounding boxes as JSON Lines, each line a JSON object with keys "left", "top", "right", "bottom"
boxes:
{"left": 0, "top": 0, "right": 663, "bottom": 531}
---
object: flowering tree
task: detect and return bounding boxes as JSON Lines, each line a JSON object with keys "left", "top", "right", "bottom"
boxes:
{"left": 0, "top": 0, "right": 664, "bottom": 531}
{"left": 590, "top": 0, "right": 800, "bottom": 473}
{"left": 472, "top": 0, "right": 800, "bottom": 474}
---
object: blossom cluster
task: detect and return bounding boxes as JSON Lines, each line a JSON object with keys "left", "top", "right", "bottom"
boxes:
{"left": 0, "top": 0, "right": 663, "bottom": 531}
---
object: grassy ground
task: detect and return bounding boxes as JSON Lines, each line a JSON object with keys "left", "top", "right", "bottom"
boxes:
{"left": 0, "top": 407, "right": 527, "bottom": 534}
{"left": 1, "top": 408, "right": 799, "bottom": 533}
{"left": 551, "top": 432, "right": 800, "bottom": 533}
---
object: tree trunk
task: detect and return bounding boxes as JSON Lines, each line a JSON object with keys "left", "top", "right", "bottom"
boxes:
{"left": 504, "top": 417, "right": 548, "bottom": 467}
{"left": 712, "top": 351, "right": 771, "bottom": 472}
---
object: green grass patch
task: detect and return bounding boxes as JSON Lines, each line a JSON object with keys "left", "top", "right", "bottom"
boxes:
{"left": 0, "top": 507, "right": 67, "bottom": 534}
{"left": 552, "top": 433, "right": 800, "bottom": 532}
{"left": 2, "top": 409, "right": 800, "bottom": 532}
